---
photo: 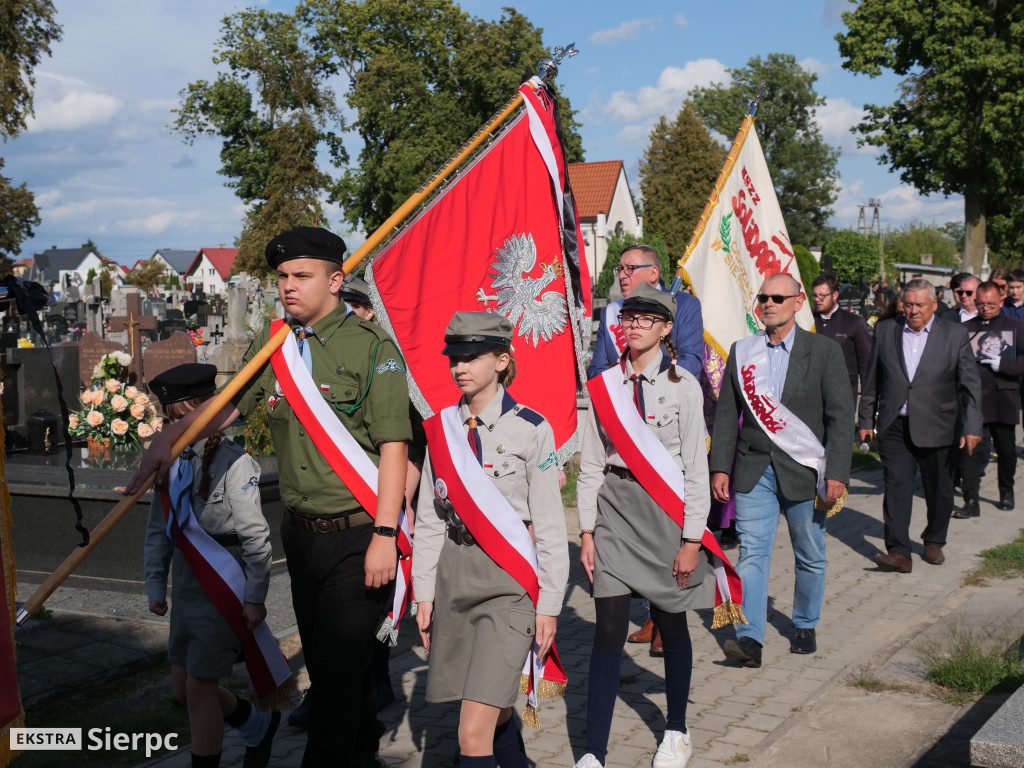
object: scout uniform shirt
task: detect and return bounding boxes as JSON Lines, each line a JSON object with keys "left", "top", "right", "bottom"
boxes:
{"left": 232, "top": 302, "right": 413, "bottom": 516}
{"left": 412, "top": 386, "right": 569, "bottom": 617}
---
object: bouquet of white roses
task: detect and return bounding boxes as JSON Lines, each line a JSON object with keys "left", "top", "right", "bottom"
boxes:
{"left": 69, "top": 352, "right": 163, "bottom": 450}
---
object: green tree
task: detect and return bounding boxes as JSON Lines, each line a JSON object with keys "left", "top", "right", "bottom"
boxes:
{"left": 836, "top": 0, "right": 1024, "bottom": 274}
{"left": 172, "top": 9, "right": 343, "bottom": 276}
{"left": 0, "top": 158, "right": 40, "bottom": 259}
{"left": 690, "top": 53, "right": 840, "bottom": 248}
{"left": 125, "top": 259, "right": 168, "bottom": 296}
{"left": 299, "top": 0, "right": 583, "bottom": 233}
{"left": 639, "top": 102, "right": 725, "bottom": 266}
{"left": 793, "top": 244, "right": 818, "bottom": 295}
{"left": 824, "top": 230, "right": 881, "bottom": 285}
{"left": 883, "top": 223, "right": 958, "bottom": 268}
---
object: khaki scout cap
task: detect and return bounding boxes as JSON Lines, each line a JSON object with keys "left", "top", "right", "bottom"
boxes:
{"left": 622, "top": 281, "right": 675, "bottom": 320}
{"left": 442, "top": 311, "right": 514, "bottom": 355}
{"left": 340, "top": 276, "right": 371, "bottom": 304}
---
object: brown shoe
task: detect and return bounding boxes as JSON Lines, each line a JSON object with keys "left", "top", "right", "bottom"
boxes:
{"left": 650, "top": 625, "right": 663, "bottom": 655}
{"left": 627, "top": 617, "right": 654, "bottom": 644}
{"left": 922, "top": 544, "right": 945, "bottom": 565}
{"left": 873, "top": 551, "right": 913, "bottom": 573}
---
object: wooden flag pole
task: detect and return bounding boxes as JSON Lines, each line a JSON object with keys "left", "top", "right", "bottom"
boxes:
{"left": 16, "top": 323, "right": 293, "bottom": 624}
{"left": 669, "top": 81, "right": 767, "bottom": 295}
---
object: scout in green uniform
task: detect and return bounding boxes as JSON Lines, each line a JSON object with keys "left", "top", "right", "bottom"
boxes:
{"left": 413, "top": 312, "right": 569, "bottom": 768}
{"left": 128, "top": 227, "right": 412, "bottom": 768}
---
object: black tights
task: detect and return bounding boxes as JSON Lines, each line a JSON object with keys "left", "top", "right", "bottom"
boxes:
{"left": 586, "top": 595, "right": 693, "bottom": 762}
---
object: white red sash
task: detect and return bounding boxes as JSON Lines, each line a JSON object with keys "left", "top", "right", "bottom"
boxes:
{"left": 733, "top": 332, "right": 846, "bottom": 515}
{"left": 159, "top": 483, "right": 294, "bottom": 709}
{"left": 269, "top": 320, "right": 414, "bottom": 642}
{"left": 422, "top": 404, "right": 567, "bottom": 727}
{"left": 586, "top": 365, "right": 746, "bottom": 628}
{"left": 604, "top": 298, "right": 626, "bottom": 354}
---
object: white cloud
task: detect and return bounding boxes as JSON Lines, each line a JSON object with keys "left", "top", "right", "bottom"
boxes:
{"left": 816, "top": 97, "right": 876, "bottom": 155}
{"left": 674, "top": 14, "right": 688, "bottom": 30}
{"left": 799, "top": 57, "right": 830, "bottom": 79}
{"left": 34, "top": 189, "right": 61, "bottom": 208}
{"left": 589, "top": 18, "right": 660, "bottom": 45}
{"left": 832, "top": 180, "right": 962, "bottom": 230}
{"left": 615, "top": 125, "right": 650, "bottom": 148}
{"left": 116, "top": 210, "right": 202, "bottom": 234}
{"left": 601, "top": 59, "right": 729, "bottom": 124}
{"left": 24, "top": 71, "right": 121, "bottom": 132}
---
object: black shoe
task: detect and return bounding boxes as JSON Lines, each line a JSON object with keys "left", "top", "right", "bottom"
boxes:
{"left": 243, "top": 710, "right": 279, "bottom": 768}
{"left": 790, "top": 628, "right": 816, "bottom": 654}
{"left": 287, "top": 689, "right": 310, "bottom": 730}
{"left": 723, "top": 636, "right": 762, "bottom": 668}
{"left": 953, "top": 499, "right": 980, "bottom": 519}
{"left": 719, "top": 530, "right": 739, "bottom": 551}
{"left": 998, "top": 491, "right": 1015, "bottom": 510}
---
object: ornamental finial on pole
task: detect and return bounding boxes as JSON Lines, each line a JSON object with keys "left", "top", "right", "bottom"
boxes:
{"left": 536, "top": 42, "right": 579, "bottom": 81}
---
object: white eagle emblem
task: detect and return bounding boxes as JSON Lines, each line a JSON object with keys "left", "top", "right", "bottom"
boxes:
{"left": 475, "top": 233, "right": 568, "bottom": 347}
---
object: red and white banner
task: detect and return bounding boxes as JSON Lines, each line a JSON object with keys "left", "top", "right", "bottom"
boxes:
{"left": 586, "top": 366, "right": 746, "bottom": 628}
{"left": 159, "top": 486, "right": 293, "bottom": 707}
{"left": 270, "top": 322, "right": 414, "bottom": 642}
{"left": 367, "top": 81, "right": 590, "bottom": 462}
{"left": 422, "top": 406, "right": 567, "bottom": 726}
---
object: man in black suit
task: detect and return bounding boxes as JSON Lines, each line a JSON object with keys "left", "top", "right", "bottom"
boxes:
{"left": 858, "top": 279, "right": 982, "bottom": 572}
{"left": 811, "top": 274, "right": 872, "bottom": 413}
{"left": 956, "top": 281, "right": 1024, "bottom": 516}
{"left": 941, "top": 273, "right": 979, "bottom": 323}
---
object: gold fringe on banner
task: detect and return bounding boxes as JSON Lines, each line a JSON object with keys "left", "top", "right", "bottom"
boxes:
{"left": 250, "top": 675, "right": 297, "bottom": 713}
{"left": 815, "top": 487, "right": 848, "bottom": 518}
{"left": 711, "top": 600, "right": 747, "bottom": 630}
{"left": 518, "top": 672, "right": 568, "bottom": 729}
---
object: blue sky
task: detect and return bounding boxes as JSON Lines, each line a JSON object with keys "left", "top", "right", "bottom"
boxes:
{"left": 4, "top": 0, "right": 963, "bottom": 266}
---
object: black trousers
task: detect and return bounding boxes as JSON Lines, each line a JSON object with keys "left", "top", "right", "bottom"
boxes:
{"left": 281, "top": 518, "right": 390, "bottom": 768}
{"left": 879, "top": 417, "right": 956, "bottom": 557}
{"left": 961, "top": 421, "right": 1017, "bottom": 498}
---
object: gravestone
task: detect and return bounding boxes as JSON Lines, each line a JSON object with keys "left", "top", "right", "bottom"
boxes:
{"left": 206, "top": 280, "right": 251, "bottom": 387}
{"left": 142, "top": 331, "right": 197, "bottom": 386}
{"left": 1, "top": 344, "right": 80, "bottom": 451}
{"left": 107, "top": 293, "right": 157, "bottom": 383}
{"left": 78, "top": 331, "right": 125, "bottom": 386}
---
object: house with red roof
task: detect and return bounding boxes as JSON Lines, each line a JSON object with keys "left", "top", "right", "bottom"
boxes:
{"left": 185, "top": 247, "right": 239, "bottom": 295}
{"left": 567, "top": 160, "right": 642, "bottom": 284}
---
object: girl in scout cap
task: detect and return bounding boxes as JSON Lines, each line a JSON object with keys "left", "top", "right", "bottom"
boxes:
{"left": 143, "top": 363, "right": 278, "bottom": 768}
{"left": 413, "top": 311, "right": 569, "bottom": 768}
{"left": 574, "top": 282, "right": 714, "bottom": 768}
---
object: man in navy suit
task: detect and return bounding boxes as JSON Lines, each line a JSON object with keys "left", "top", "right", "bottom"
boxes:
{"left": 587, "top": 244, "right": 703, "bottom": 380}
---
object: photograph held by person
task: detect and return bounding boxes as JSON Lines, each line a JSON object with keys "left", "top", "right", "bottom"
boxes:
{"left": 144, "top": 363, "right": 277, "bottom": 768}
{"left": 956, "top": 281, "right": 1024, "bottom": 516}
{"left": 859, "top": 279, "right": 982, "bottom": 573}
{"left": 710, "top": 274, "right": 853, "bottom": 667}
{"left": 127, "top": 226, "right": 413, "bottom": 768}
{"left": 575, "top": 282, "right": 716, "bottom": 768}
{"left": 413, "top": 311, "right": 568, "bottom": 768}
{"left": 810, "top": 273, "right": 872, "bottom": 413}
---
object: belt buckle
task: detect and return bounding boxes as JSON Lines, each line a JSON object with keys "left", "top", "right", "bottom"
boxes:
{"left": 460, "top": 529, "right": 475, "bottom": 546}
{"left": 315, "top": 517, "right": 333, "bottom": 534}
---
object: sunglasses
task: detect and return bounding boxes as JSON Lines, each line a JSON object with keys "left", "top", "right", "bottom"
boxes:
{"left": 757, "top": 293, "right": 799, "bottom": 304}
{"left": 955, "top": 289, "right": 974, "bottom": 296}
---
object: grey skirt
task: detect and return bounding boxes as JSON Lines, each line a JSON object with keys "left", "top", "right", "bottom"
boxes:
{"left": 593, "top": 470, "right": 715, "bottom": 613}
{"left": 167, "top": 548, "right": 244, "bottom": 679}
{"left": 427, "top": 536, "right": 535, "bottom": 707}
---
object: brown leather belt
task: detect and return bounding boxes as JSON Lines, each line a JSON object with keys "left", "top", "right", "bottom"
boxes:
{"left": 446, "top": 525, "right": 476, "bottom": 546}
{"left": 605, "top": 464, "right": 638, "bottom": 482}
{"left": 288, "top": 508, "right": 373, "bottom": 534}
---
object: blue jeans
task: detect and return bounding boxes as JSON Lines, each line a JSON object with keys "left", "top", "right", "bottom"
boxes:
{"left": 733, "top": 464, "right": 827, "bottom": 644}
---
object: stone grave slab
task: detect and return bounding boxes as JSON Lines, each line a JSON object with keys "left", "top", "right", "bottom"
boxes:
{"left": 78, "top": 331, "right": 125, "bottom": 386}
{"left": 142, "top": 331, "right": 197, "bottom": 386}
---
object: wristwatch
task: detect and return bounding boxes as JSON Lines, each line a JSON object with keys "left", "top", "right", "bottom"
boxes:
{"left": 373, "top": 525, "right": 398, "bottom": 538}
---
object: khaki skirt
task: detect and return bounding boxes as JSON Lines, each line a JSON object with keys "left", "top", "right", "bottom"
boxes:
{"left": 427, "top": 536, "right": 535, "bottom": 707}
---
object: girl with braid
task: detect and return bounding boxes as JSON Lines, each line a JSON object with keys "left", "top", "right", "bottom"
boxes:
{"left": 144, "top": 364, "right": 278, "bottom": 768}
{"left": 574, "top": 282, "right": 714, "bottom": 768}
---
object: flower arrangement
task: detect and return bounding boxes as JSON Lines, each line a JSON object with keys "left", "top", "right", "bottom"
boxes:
{"left": 17, "top": 338, "right": 34, "bottom": 348}
{"left": 69, "top": 352, "right": 162, "bottom": 451}
{"left": 188, "top": 328, "right": 205, "bottom": 347}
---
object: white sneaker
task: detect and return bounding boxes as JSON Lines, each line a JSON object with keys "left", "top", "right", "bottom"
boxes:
{"left": 652, "top": 730, "right": 692, "bottom": 768}
{"left": 573, "top": 754, "right": 604, "bottom": 768}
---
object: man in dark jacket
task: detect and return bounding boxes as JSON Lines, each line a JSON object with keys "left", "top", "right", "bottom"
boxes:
{"left": 956, "top": 281, "right": 1024, "bottom": 515}
{"left": 811, "top": 274, "right": 872, "bottom": 414}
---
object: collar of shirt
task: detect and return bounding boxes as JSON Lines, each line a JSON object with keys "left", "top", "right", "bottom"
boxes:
{"left": 959, "top": 307, "right": 978, "bottom": 322}
{"left": 621, "top": 349, "right": 665, "bottom": 385}
{"left": 288, "top": 301, "right": 349, "bottom": 349}
{"left": 903, "top": 316, "right": 936, "bottom": 336}
{"left": 766, "top": 324, "right": 797, "bottom": 350}
{"left": 819, "top": 307, "right": 838, "bottom": 321}
{"left": 458, "top": 385, "right": 506, "bottom": 431}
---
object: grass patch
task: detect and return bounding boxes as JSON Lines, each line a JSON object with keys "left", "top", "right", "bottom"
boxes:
{"left": 963, "top": 528, "right": 1024, "bottom": 586}
{"left": 916, "top": 621, "right": 1024, "bottom": 705}
{"left": 32, "top": 606, "right": 54, "bottom": 621}
{"left": 725, "top": 754, "right": 750, "bottom": 764}
{"left": 560, "top": 463, "right": 578, "bottom": 508}
{"left": 846, "top": 663, "right": 918, "bottom": 694}
{"left": 850, "top": 445, "right": 881, "bottom": 471}
{"left": 15, "top": 667, "right": 189, "bottom": 768}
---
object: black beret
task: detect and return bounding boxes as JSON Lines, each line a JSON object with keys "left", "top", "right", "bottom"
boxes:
{"left": 265, "top": 226, "right": 347, "bottom": 269}
{"left": 149, "top": 363, "right": 218, "bottom": 406}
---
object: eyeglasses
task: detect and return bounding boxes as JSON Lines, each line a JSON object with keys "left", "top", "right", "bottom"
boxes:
{"left": 994, "top": 281, "right": 1007, "bottom": 289}
{"left": 955, "top": 289, "right": 974, "bottom": 296}
{"left": 976, "top": 301, "right": 1002, "bottom": 308}
{"left": 811, "top": 292, "right": 835, "bottom": 300}
{"left": 613, "top": 264, "right": 655, "bottom": 277}
{"left": 617, "top": 313, "right": 663, "bottom": 330}
{"left": 756, "top": 293, "right": 800, "bottom": 304}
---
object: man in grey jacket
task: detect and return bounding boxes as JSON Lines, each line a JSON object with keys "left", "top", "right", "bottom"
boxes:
{"left": 710, "top": 273, "right": 854, "bottom": 667}
{"left": 858, "top": 279, "right": 982, "bottom": 573}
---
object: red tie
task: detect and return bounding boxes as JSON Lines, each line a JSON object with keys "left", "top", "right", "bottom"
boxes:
{"left": 466, "top": 416, "right": 483, "bottom": 466}
{"left": 630, "top": 374, "right": 644, "bottom": 417}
